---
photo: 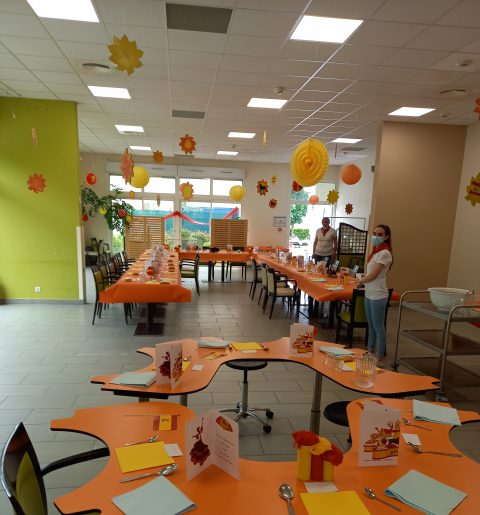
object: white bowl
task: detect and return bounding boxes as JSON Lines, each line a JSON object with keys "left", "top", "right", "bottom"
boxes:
{"left": 428, "top": 287, "right": 470, "bottom": 312}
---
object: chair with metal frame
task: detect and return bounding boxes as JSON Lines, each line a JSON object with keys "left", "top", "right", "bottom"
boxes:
{"left": 263, "top": 267, "right": 300, "bottom": 319}
{"left": 180, "top": 252, "right": 200, "bottom": 295}
{"left": 226, "top": 247, "right": 247, "bottom": 281}
{"left": 335, "top": 288, "right": 369, "bottom": 348}
{"left": 249, "top": 257, "right": 262, "bottom": 300}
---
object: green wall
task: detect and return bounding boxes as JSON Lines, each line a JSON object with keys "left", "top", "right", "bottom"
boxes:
{"left": 0, "top": 98, "right": 81, "bottom": 300}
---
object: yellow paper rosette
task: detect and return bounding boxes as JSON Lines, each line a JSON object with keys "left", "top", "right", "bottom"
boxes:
{"left": 290, "top": 139, "right": 329, "bottom": 187}
{"left": 311, "top": 437, "right": 332, "bottom": 455}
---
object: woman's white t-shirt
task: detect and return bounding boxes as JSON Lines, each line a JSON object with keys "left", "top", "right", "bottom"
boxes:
{"left": 364, "top": 249, "right": 392, "bottom": 300}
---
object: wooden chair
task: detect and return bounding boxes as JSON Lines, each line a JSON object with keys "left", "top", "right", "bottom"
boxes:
{"left": 263, "top": 267, "right": 299, "bottom": 319}
{"left": 180, "top": 252, "right": 200, "bottom": 295}
{"left": 1, "top": 422, "right": 107, "bottom": 515}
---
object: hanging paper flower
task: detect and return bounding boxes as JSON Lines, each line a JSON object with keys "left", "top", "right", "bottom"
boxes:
{"left": 475, "top": 98, "right": 480, "bottom": 118}
{"left": 153, "top": 150, "right": 164, "bottom": 163}
{"left": 257, "top": 179, "right": 268, "bottom": 196}
{"left": 327, "top": 189, "right": 339, "bottom": 204}
{"left": 290, "top": 139, "right": 329, "bottom": 187}
{"left": 179, "top": 134, "right": 196, "bottom": 155}
{"left": 309, "top": 195, "right": 319, "bottom": 205}
{"left": 465, "top": 172, "right": 480, "bottom": 206}
{"left": 345, "top": 202, "right": 353, "bottom": 215}
{"left": 292, "top": 431, "right": 319, "bottom": 448}
{"left": 118, "top": 208, "right": 126, "bottom": 218}
{"left": 82, "top": 214, "right": 89, "bottom": 222}
{"left": 263, "top": 129, "right": 267, "bottom": 146}
{"left": 85, "top": 172, "right": 97, "bottom": 185}
{"left": 292, "top": 180, "right": 303, "bottom": 192}
{"left": 31, "top": 127, "right": 37, "bottom": 146}
{"left": 271, "top": 175, "right": 277, "bottom": 185}
{"left": 156, "top": 194, "right": 161, "bottom": 207}
{"left": 269, "top": 198, "right": 277, "bottom": 209}
{"left": 180, "top": 182, "right": 194, "bottom": 201}
{"left": 107, "top": 34, "right": 144, "bottom": 75}
{"left": 27, "top": 173, "right": 46, "bottom": 193}
{"left": 121, "top": 148, "right": 135, "bottom": 184}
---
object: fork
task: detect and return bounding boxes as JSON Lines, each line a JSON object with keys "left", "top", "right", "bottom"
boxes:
{"left": 407, "top": 442, "right": 462, "bottom": 457}
{"left": 401, "top": 417, "right": 432, "bottom": 431}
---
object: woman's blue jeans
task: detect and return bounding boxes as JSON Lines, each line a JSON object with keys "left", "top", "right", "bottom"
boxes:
{"left": 364, "top": 297, "right": 388, "bottom": 357}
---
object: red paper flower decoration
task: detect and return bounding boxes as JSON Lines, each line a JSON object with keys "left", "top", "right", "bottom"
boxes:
{"left": 292, "top": 431, "right": 319, "bottom": 448}
{"left": 179, "top": 134, "right": 196, "bottom": 155}
{"left": 180, "top": 182, "right": 194, "bottom": 201}
{"left": 475, "top": 98, "right": 480, "bottom": 118}
{"left": 345, "top": 202, "right": 353, "bottom": 215}
{"left": 118, "top": 209, "right": 126, "bottom": 218}
{"left": 257, "top": 179, "right": 268, "bottom": 196}
{"left": 153, "top": 150, "right": 164, "bottom": 163}
{"left": 27, "top": 173, "right": 46, "bottom": 193}
{"left": 323, "top": 443, "right": 344, "bottom": 466}
{"left": 85, "top": 172, "right": 97, "bottom": 185}
{"left": 292, "top": 181, "right": 303, "bottom": 192}
{"left": 82, "top": 214, "right": 89, "bottom": 222}
{"left": 269, "top": 198, "right": 277, "bottom": 209}
{"left": 121, "top": 148, "right": 135, "bottom": 184}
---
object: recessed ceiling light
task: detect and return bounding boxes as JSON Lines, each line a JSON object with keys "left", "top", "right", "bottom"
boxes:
{"left": 332, "top": 138, "right": 362, "bottom": 144}
{"left": 88, "top": 86, "right": 130, "bottom": 99}
{"left": 217, "top": 151, "right": 238, "bottom": 156}
{"left": 291, "top": 15, "right": 363, "bottom": 43}
{"left": 247, "top": 98, "right": 287, "bottom": 109}
{"left": 129, "top": 145, "right": 151, "bottom": 151}
{"left": 26, "top": 0, "right": 99, "bottom": 22}
{"left": 115, "top": 125, "right": 144, "bottom": 134}
{"left": 228, "top": 132, "right": 256, "bottom": 139}
{"left": 388, "top": 107, "right": 435, "bottom": 117}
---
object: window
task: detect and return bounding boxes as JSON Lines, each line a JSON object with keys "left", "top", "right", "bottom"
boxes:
{"left": 212, "top": 179, "right": 242, "bottom": 196}
{"left": 143, "top": 177, "right": 175, "bottom": 194}
{"left": 179, "top": 177, "right": 210, "bottom": 195}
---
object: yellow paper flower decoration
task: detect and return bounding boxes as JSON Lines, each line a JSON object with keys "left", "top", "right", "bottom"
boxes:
{"left": 290, "top": 139, "right": 329, "bottom": 187}
{"left": 327, "top": 189, "right": 339, "bottom": 204}
{"left": 153, "top": 150, "right": 164, "bottom": 163}
{"left": 180, "top": 182, "right": 194, "bottom": 201}
{"left": 179, "top": 134, "right": 196, "bottom": 155}
{"left": 271, "top": 175, "right": 277, "bottom": 184}
{"left": 108, "top": 35, "right": 144, "bottom": 75}
{"left": 465, "top": 172, "right": 480, "bottom": 206}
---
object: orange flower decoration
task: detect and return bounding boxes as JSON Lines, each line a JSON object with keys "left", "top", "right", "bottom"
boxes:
{"left": 257, "top": 179, "right": 268, "bottom": 196}
{"left": 27, "top": 173, "right": 46, "bottom": 193}
{"left": 121, "top": 148, "right": 135, "bottom": 184}
{"left": 179, "top": 134, "right": 196, "bottom": 155}
{"left": 153, "top": 150, "right": 164, "bottom": 163}
{"left": 180, "top": 182, "right": 194, "bottom": 201}
{"left": 345, "top": 203, "right": 353, "bottom": 215}
{"left": 475, "top": 98, "right": 480, "bottom": 118}
{"left": 269, "top": 198, "right": 277, "bottom": 209}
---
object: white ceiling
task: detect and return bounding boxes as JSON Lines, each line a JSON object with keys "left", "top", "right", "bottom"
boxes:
{"left": 1, "top": 0, "right": 480, "bottom": 164}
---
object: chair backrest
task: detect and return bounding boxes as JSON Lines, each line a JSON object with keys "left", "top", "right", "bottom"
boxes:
{"left": 266, "top": 267, "right": 277, "bottom": 294}
{"left": 90, "top": 238, "right": 99, "bottom": 253}
{"left": 1, "top": 422, "right": 47, "bottom": 515}
{"left": 194, "top": 252, "right": 200, "bottom": 272}
{"left": 250, "top": 258, "right": 259, "bottom": 281}
{"left": 260, "top": 264, "right": 268, "bottom": 285}
{"left": 350, "top": 288, "right": 368, "bottom": 323}
{"left": 92, "top": 269, "right": 106, "bottom": 294}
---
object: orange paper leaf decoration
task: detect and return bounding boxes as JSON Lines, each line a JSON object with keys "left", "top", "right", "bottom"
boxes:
{"left": 108, "top": 34, "right": 144, "bottom": 75}
{"left": 269, "top": 198, "right": 277, "bottom": 209}
{"left": 153, "top": 150, "right": 164, "bottom": 163}
{"left": 27, "top": 173, "right": 46, "bottom": 193}
{"left": 121, "top": 148, "right": 135, "bottom": 184}
{"left": 345, "top": 202, "right": 353, "bottom": 215}
{"left": 179, "top": 134, "right": 196, "bottom": 155}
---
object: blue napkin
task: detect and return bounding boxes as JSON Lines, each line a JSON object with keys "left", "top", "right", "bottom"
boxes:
{"left": 385, "top": 469, "right": 467, "bottom": 515}
{"left": 413, "top": 400, "right": 461, "bottom": 426}
{"left": 113, "top": 476, "right": 196, "bottom": 515}
{"left": 319, "top": 346, "right": 354, "bottom": 356}
{"left": 110, "top": 372, "right": 156, "bottom": 387}
{"left": 197, "top": 339, "right": 229, "bottom": 348}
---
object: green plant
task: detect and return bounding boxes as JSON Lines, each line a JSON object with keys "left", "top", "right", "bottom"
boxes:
{"left": 290, "top": 189, "right": 309, "bottom": 233}
{"left": 293, "top": 228, "right": 310, "bottom": 241}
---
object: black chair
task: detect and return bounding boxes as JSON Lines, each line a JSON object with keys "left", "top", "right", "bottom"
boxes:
{"left": 180, "top": 252, "right": 200, "bottom": 294}
{"left": 249, "top": 257, "right": 262, "bottom": 300}
{"left": 1, "top": 422, "right": 107, "bottom": 515}
{"left": 219, "top": 361, "right": 273, "bottom": 433}
{"left": 226, "top": 247, "right": 247, "bottom": 280}
{"left": 322, "top": 401, "right": 352, "bottom": 444}
{"left": 335, "top": 288, "right": 369, "bottom": 348}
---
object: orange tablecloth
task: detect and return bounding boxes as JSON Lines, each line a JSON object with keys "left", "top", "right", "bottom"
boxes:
{"left": 178, "top": 250, "right": 251, "bottom": 263}
{"left": 100, "top": 253, "right": 192, "bottom": 304}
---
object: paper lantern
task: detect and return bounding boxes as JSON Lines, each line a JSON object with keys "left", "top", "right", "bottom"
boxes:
{"left": 85, "top": 172, "right": 97, "bottom": 185}
{"left": 340, "top": 164, "right": 362, "bottom": 185}
{"left": 290, "top": 139, "right": 329, "bottom": 187}
{"left": 130, "top": 165, "right": 150, "bottom": 188}
{"left": 229, "top": 185, "right": 245, "bottom": 201}
{"left": 309, "top": 195, "right": 319, "bottom": 205}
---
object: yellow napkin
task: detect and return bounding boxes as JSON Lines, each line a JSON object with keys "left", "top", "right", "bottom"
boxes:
{"left": 231, "top": 342, "right": 262, "bottom": 351}
{"left": 301, "top": 491, "right": 370, "bottom": 515}
{"left": 182, "top": 361, "right": 191, "bottom": 372}
{"left": 145, "top": 281, "right": 160, "bottom": 285}
{"left": 159, "top": 415, "right": 172, "bottom": 431}
{"left": 115, "top": 441, "right": 174, "bottom": 473}
{"left": 344, "top": 362, "right": 381, "bottom": 372}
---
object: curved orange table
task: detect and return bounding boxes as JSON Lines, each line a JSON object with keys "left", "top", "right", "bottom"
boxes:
{"left": 51, "top": 399, "right": 480, "bottom": 515}
{"left": 91, "top": 338, "right": 439, "bottom": 432}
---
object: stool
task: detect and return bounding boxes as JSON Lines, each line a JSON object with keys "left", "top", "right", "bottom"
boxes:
{"left": 323, "top": 401, "right": 351, "bottom": 444}
{"left": 219, "top": 361, "right": 273, "bottom": 433}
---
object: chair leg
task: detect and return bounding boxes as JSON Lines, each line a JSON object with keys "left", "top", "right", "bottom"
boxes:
{"left": 251, "top": 282, "right": 258, "bottom": 300}
{"left": 195, "top": 277, "right": 200, "bottom": 295}
{"left": 347, "top": 326, "right": 353, "bottom": 348}
{"left": 249, "top": 281, "right": 254, "bottom": 297}
{"left": 258, "top": 288, "right": 264, "bottom": 306}
{"left": 262, "top": 293, "right": 269, "bottom": 313}
{"left": 92, "top": 299, "right": 98, "bottom": 325}
{"left": 123, "top": 304, "right": 129, "bottom": 325}
{"left": 335, "top": 320, "right": 341, "bottom": 343}
{"left": 269, "top": 295, "right": 276, "bottom": 318}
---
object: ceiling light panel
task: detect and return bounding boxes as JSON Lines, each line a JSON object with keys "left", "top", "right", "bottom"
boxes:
{"left": 88, "top": 86, "right": 130, "bottom": 99}
{"left": 247, "top": 98, "right": 288, "bottom": 109}
{"left": 291, "top": 16, "right": 363, "bottom": 43}
{"left": 115, "top": 125, "right": 145, "bottom": 133}
{"left": 217, "top": 151, "right": 238, "bottom": 155}
{"left": 26, "top": 0, "right": 99, "bottom": 22}
{"left": 228, "top": 132, "right": 256, "bottom": 139}
{"left": 129, "top": 146, "right": 152, "bottom": 151}
{"left": 332, "top": 138, "right": 362, "bottom": 143}
{"left": 388, "top": 107, "right": 435, "bottom": 117}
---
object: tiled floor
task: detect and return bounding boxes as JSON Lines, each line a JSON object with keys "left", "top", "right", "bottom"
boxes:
{"left": 1, "top": 267, "right": 479, "bottom": 512}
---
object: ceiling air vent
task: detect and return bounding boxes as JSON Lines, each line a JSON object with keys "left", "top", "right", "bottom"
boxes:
{"left": 166, "top": 3, "right": 232, "bottom": 34}
{"left": 81, "top": 62, "right": 112, "bottom": 74}
{"left": 172, "top": 110, "right": 205, "bottom": 119}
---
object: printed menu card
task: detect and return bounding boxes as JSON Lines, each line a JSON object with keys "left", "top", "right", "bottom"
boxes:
{"left": 289, "top": 323, "right": 315, "bottom": 357}
{"left": 358, "top": 400, "right": 400, "bottom": 467}
{"left": 185, "top": 409, "right": 239, "bottom": 481}
{"left": 155, "top": 342, "right": 184, "bottom": 389}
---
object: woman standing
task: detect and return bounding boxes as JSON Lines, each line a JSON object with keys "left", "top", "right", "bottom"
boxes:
{"left": 356, "top": 225, "right": 393, "bottom": 364}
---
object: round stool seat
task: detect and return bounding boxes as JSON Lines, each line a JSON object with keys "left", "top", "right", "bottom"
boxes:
{"left": 323, "top": 401, "right": 349, "bottom": 427}
{"left": 225, "top": 360, "right": 267, "bottom": 371}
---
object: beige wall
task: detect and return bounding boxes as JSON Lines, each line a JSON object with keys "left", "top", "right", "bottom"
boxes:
{"left": 448, "top": 122, "right": 480, "bottom": 292}
{"left": 371, "top": 121, "right": 466, "bottom": 292}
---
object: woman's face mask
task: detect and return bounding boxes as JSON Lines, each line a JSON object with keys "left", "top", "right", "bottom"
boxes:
{"left": 371, "top": 235, "right": 383, "bottom": 246}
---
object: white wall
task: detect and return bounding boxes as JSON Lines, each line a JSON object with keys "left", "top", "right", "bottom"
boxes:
{"left": 448, "top": 122, "right": 480, "bottom": 292}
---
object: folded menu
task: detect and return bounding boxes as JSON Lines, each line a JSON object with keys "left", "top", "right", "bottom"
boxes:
{"left": 197, "top": 339, "right": 229, "bottom": 349}
{"left": 112, "top": 476, "right": 196, "bottom": 515}
{"left": 115, "top": 441, "right": 174, "bottom": 473}
{"left": 301, "top": 491, "right": 370, "bottom": 515}
{"left": 385, "top": 469, "right": 467, "bottom": 515}
{"left": 413, "top": 399, "right": 461, "bottom": 426}
{"left": 110, "top": 372, "right": 156, "bottom": 387}
{"left": 318, "top": 346, "right": 354, "bottom": 356}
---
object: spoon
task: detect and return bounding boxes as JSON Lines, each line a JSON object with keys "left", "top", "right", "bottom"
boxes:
{"left": 119, "top": 463, "right": 177, "bottom": 483}
{"left": 124, "top": 434, "right": 158, "bottom": 446}
{"left": 401, "top": 417, "right": 432, "bottom": 431}
{"left": 364, "top": 486, "right": 401, "bottom": 511}
{"left": 278, "top": 483, "right": 295, "bottom": 515}
{"left": 407, "top": 442, "right": 462, "bottom": 457}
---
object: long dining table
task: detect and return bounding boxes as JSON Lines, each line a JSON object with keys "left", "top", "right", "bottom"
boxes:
{"left": 50, "top": 398, "right": 480, "bottom": 515}
{"left": 91, "top": 338, "right": 439, "bottom": 433}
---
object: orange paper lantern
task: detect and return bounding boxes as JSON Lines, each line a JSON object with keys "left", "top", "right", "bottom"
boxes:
{"left": 340, "top": 164, "right": 362, "bottom": 185}
{"left": 309, "top": 195, "right": 319, "bottom": 205}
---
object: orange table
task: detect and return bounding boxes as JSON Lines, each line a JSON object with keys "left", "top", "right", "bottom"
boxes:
{"left": 50, "top": 399, "right": 480, "bottom": 515}
{"left": 91, "top": 338, "right": 439, "bottom": 432}
{"left": 100, "top": 253, "right": 191, "bottom": 335}
{"left": 178, "top": 250, "right": 251, "bottom": 282}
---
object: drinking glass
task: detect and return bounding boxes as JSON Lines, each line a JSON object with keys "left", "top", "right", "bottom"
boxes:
{"left": 355, "top": 353, "right": 377, "bottom": 388}
{"left": 323, "top": 352, "right": 336, "bottom": 369}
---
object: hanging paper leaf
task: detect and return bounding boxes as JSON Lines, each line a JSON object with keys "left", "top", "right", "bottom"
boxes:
{"left": 291, "top": 139, "right": 329, "bottom": 186}
{"left": 268, "top": 198, "right": 277, "bottom": 209}
{"left": 271, "top": 175, "right": 277, "bottom": 185}
{"left": 465, "top": 172, "right": 480, "bottom": 206}
{"left": 85, "top": 172, "right": 97, "bottom": 185}
{"left": 345, "top": 203, "right": 353, "bottom": 215}
{"left": 475, "top": 98, "right": 480, "bottom": 119}
{"left": 256, "top": 179, "right": 268, "bottom": 196}
{"left": 153, "top": 150, "right": 164, "bottom": 163}
{"left": 156, "top": 194, "right": 161, "bottom": 206}
{"left": 129, "top": 191, "right": 135, "bottom": 199}
{"left": 327, "top": 189, "right": 339, "bottom": 204}
{"left": 121, "top": 148, "right": 135, "bottom": 184}
{"left": 108, "top": 34, "right": 144, "bottom": 75}
{"left": 180, "top": 182, "right": 194, "bottom": 201}
{"left": 263, "top": 129, "right": 267, "bottom": 146}
{"left": 31, "top": 127, "right": 37, "bottom": 146}
{"left": 179, "top": 134, "right": 196, "bottom": 155}
{"left": 292, "top": 180, "right": 303, "bottom": 192}
{"left": 27, "top": 173, "right": 46, "bottom": 193}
